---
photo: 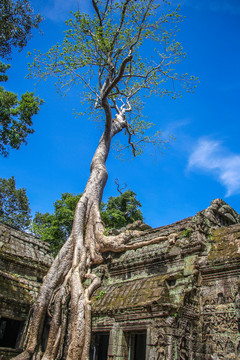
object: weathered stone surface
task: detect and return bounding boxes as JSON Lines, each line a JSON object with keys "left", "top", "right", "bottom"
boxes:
{"left": 91, "top": 199, "right": 240, "bottom": 359}
{"left": 0, "top": 223, "right": 53, "bottom": 358}
{"left": 2, "top": 199, "right": 240, "bottom": 359}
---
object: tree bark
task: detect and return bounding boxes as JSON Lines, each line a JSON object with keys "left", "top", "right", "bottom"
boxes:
{"left": 12, "top": 104, "right": 117, "bottom": 359}
{"left": 13, "top": 104, "right": 173, "bottom": 360}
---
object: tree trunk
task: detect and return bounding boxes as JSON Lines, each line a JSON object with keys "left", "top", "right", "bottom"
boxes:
{"left": 12, "top": 111, "right": 113, "bottom": 359}
{"left": 13, "top": 104, "right": 173, "bottom": 360}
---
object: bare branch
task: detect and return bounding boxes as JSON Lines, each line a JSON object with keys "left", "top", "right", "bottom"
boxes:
{"left": 71, "top": 70, "right": 98, "bottom": 99}
{"left": 92, "top": 0, "right": 103, "bottom": 27}
{"left": 111, "top": 98, "right": 120, "bottom": 114}
{"left": 110, "top": 0, "right": 132, "bottom": 52}
{"left": 102, "top": 51, "right": 133, "bottom": 99}
{"left": 129, "top": 0, "right": 153, "bottom": 51}
{"left": 125, "top": 126, "right": 136, "bottom": 156}
{"left": 115, "top": 178, "right": 127, "bottom": 194}
{"left": 102, "top": 0, "right": 110, "bottom": 22}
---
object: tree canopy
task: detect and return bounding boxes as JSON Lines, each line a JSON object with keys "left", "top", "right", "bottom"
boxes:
{"left": 0, "top": 63, "right": 43, "bottom": 156}
{"left": 101, "top": 190, "right": 143, "bottom": 229}
{"left": 0, "top": 0, "right": 42, "bottom": 59}
{"left": 0, "top": 176, "right": 31, "bottom": 231}
{"left": 30, "top": 0, "right": 197, "bottom": 159}
{"left": 33, "top": 193, "right": 81, "bottom": 255}
{"left": 0, "top": 0, "right": 43, "bottom": 157}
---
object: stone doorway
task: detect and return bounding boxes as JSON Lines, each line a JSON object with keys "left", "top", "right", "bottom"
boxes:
{"left": 89, "top": 332, "right": 110, "bottom": 360}
{"left": 0, "top": 317, "right": 24, "bottom": 348}
{"left": 124, "top": 331, "right": 146, "bottom": 360}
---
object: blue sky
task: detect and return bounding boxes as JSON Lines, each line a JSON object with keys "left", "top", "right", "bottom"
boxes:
{"left": 1, "top": 0, "right": 240, "bottom": 228}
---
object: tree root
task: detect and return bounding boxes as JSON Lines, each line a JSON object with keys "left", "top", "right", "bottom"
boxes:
{"left": 13, "top": 200, "right": 178, "bottom": 360}
{"left": 12, "top": 123, "right": 178, "bottom": 360}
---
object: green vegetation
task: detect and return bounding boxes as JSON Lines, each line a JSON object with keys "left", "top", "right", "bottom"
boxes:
{"left": 32, "top": 192, "right": 81, "bottom": 256}
{"left": 180, "top": 228, "right": 192, "bottom": 239}
{"left": 95, "top": 290, "right": 106, "bottom": 300}
{"left": 0, "top": 176, "right": 31, "bottom": 231}
{"left": 0, "top": 181, "right": 143, "bottom": 254}
{"left": 101, "top": 190, "right": 143, "bottom": 229}
{"left": 0, "top": 0, "right": 43, "bottom": 156}
{"left": 0, "top": 0, "right": 42, "bottom": 59}
{"left": 29, "top": 1, "right": 197, "bottom": 161}
{"left": 0, "top": 65, "right": 43, "bottom": 157}
{"left": 33, "top": 190, "right": 143, "bottom": 255}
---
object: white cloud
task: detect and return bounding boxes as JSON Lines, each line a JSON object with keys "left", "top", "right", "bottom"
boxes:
{"left": 164, "top": 118, "right": 192, "bottom": 134}
{"left": 188, "top": 138, "right": 240, "bottom": 197}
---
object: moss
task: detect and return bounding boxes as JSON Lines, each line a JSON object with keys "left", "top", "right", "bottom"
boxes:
{"left": 179, "top": 228, "right": 193, "bottom": 239}
{"left": 83, "top": 278, "right": 91, "bottom": 288}
{"left": 0, "top": 274, "right": 32, "bottom": 303}
{"left": 95, "top": 290, "right": 106, "bottom": 300}
{"left": 91, "top": 273, "right": 181, "bottom": 312}
{"left": 207, "top": 227, "right": 240, "bottom": 263}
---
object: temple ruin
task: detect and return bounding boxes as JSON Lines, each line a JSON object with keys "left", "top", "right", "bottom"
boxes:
{"left": 0, "top": 223, "right": 52, "bottom": 359}
{"left": 1, "top": 198, "right": 240, "bottom": 359}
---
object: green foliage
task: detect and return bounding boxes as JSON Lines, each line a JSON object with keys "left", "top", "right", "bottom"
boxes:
{"left": 33, "top": 190, "right": 143, "bottom": 255}
{"left": 0, "top": 62, "right": 10, "bottom": 82}
{"left": 180, "top": 228, "right": 192, "bottom": 239}
{"left": 95, "top": 290, "right": 106, "bottom": 300}
{"left": 29, "top": 0, "right": 197, "bottom": 160}
{"left": 0, "top": 1, "right": 43, "bottom": 156}
{"left": 32, "top": 192, "right": 81, "bottom": 256}
{"left": 0, "top": 176, "right": 31, "bottom": 231}
{"left": 0, "top": 0, "right": 42, "bottom": 59}
{"left": 0, "top": 62, "right": 43, "bottom": 157}
{"left": 101, "top": 190, "right": 143, "bottom": 229}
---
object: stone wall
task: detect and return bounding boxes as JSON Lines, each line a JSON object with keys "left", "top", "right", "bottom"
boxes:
{"left": 90, "top": 199, "right": 240, "bottom": 360}
{"left": 1, "top": 199, "right": 240, "bottom": 359}
{"left": 0, "top": 223, "right": 53, "bottom": 359}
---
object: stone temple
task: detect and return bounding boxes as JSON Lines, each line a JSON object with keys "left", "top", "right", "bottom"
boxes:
{"left": 1, "top": 199, "right": 240, "bottom": 359}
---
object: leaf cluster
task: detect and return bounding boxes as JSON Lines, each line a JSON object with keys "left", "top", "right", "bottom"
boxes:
{"left": 0, "top": 62, "right": 43, "bottom": 156}
{"left": 0, "top": 176, "right": 31, "bottom": 231}
{"left": 0, "top": 0, "right": 42, "bottom": 59}
{"left": 32, "top": 192, "right": 81, "bottom": 256}
{"left": 0, "top": 0, "right": 43, "bottom": 156}
{"left": 101, "top": 189, "right": 143, "bottom": 229}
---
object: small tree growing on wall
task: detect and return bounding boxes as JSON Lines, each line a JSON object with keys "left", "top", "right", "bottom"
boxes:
{"left": 14, "top": 1, "right": 196, "bottom": 359}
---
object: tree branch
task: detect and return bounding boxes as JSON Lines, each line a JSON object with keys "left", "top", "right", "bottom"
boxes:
{"left": 125, "top": 126, "right": 136, "bottom": 157}
{"left": 129, "top": 0, "right": 153, "bottom": 51}
{"left": 92, "top": 0, "right": 103, "bottom": 27}
{"left": 102, "top": 51, "right": 133, "bottom": 99}
{"left": 110, "top": 0, "right": 132, "bottom": 52}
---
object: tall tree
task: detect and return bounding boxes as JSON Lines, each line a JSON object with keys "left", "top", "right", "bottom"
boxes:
{"left": 0, "top": 176, "right": 31, "bottom": 231}
{"left": 14, "top": 1, "right": 196, "bottom": 359}
{"left": 0, "top": 0, "right": 43, "bottom": 156}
